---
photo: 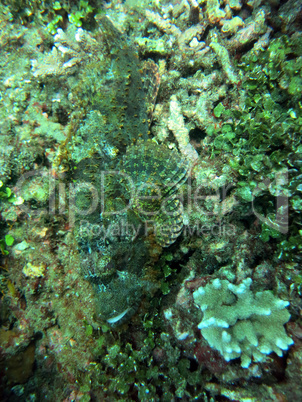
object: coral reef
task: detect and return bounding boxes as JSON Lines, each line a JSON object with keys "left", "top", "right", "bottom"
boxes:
{"left": 0, "top": 0, "right": 302, "bottom": 400}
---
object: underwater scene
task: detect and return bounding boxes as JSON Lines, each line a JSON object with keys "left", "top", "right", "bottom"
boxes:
{"left": 0, "top": 0, "right": 302, "bottom": 400}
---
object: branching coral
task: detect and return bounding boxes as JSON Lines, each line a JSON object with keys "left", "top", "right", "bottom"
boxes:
{"left": 31, "top": 26, "right": 100, "bottom": 78}
{"left": 168, "top": 95, "right": 199, "bottom": 163}
{"left": 209, "top": 32, "right": 240, "bottom": 84}
{"left": 193, "top": 278, "right": 294, "bottom": 368}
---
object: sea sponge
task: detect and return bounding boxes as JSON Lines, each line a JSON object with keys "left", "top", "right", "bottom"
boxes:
{"left": 193, "top": 277, "right": 294, "bottom": 367}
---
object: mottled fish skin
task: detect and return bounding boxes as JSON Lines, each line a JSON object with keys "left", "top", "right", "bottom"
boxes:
{"left": 120, "top": 140, "right": 189, "bottom": 247}
{"left": 141, "top": 59, "right": 161, "bottom": 126}
{"left": 96, "top": 15, "right": 149, "bottom": 152}
{"left": 74, "top": 17, "right": 189, "bottom": 324}
{"left": 74, "top": 17, "right": 188, "bottom": 249}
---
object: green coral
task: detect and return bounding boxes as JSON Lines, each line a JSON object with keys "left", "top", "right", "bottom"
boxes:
{"left": 193, "top": 277, "right": 293, "bottom": 368}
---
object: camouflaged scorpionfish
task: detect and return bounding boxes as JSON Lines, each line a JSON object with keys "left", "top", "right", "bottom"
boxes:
{"left": 73, "top": 16, "right": 190, "bottom": 325}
